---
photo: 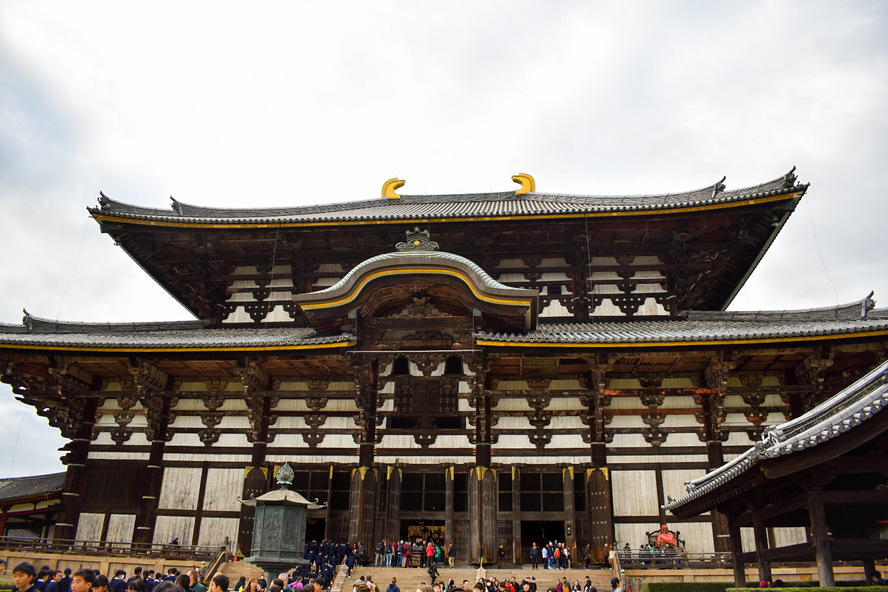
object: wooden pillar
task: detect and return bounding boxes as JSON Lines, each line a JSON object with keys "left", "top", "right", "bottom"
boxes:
{"left": 469, "top": 466, "right": 497, "bottom": 564}
{"left": 134, "top": 396, "right": 172, "bottom": 545}
{"left": 445, "top": 467, "right": 455, "bottom": 548}
{"left": 511, "top": 467, "right": 521, "bottom": 565}
{"left": 586, "top": 443, "right": 614, "bottom": 565}
{"left": 349, "top": 356, "right": 379, "bottom": 546}
{"left": 863, "top": 559, "right": 877, "bottom": 586}
{"left": 807, "top": 488, "right": 835, "bottom": 587}
{"left": 238, "top": 465, "right": 269, "bottom": 556}
{"left": 348, "top": 467, "right": 378, "bottom": 548}
{"left": 385, "top": 466, "right": 402, "bottom": 543}
{"left": 727, "top": 515, "right": 746, "bottom": 588}
{"left": 0, "top": 507, "right": 7, "bottom": 537}
{"left": 706, "top": 441, "right": 732, "bottom": 553}
{"left": 55, "top": 395, "right": 101, "bottom": 542}
{"left": 563, "top": 466, "right": 577, "bottom": 558}
{"left": 752, "top": 511, "right": 772, "bottom": 583}
{"left": 237, "top": 393, "right": 272, "bottom": 557}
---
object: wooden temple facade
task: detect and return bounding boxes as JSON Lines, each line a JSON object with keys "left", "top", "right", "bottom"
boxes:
{"left": 2, "top": 170, "right": 888, "bottom": 564}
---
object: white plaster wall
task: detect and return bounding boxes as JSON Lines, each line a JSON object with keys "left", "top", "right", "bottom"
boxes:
{"left": 547, "top": 433, "right": 586, "bottom": 448}
{"left": 773, "top": 527, "right": 808, "bottom": 547}
{"left": 153, "top": 516, "right": 195, "bottom": 546}
{"left": 658, "top": 433, "right": 706, "bottom": 447}
{"left": 660, "top": 414, "right": 700, "bottom": 428}
{"left": 495, "top": 417, "right": 533, "bottom": 429}
{"left": 105, "top": 514, "right": 136, "bottom": 544}
{"left": 678, "top": 522, "right": 715, "bottom": 554}
{"left": 158, "top": 467, "right": 201, "bottom": 510}
{"left": 540, "top": 300, "right": 571, "bottom": 317}
{"left": 203, "top": 469, "right": 245, "bottom": 512}
{"left": 660, "top": 469, "right": 707, "bottom": 505}
{"left": 615, "top": 524, "right": 654, "bottom": 549}
{"left": 198, "top": 517, "right": 240, "bottom": 548}
{"left": 610, "top": 433, "right": 650, "bottom": 448}
{"left": 164, "top": 453, "right": 252, "bottom": 463}
{"left": 88, "top": 451, "right": 150, "bottom": 461}
{"left": 549, "top": 416, "right": 585, "bottom": 429}
{"left": 612, "top": 470, "right": 658, "bottom": 516}
{"left": 618, "top": 454, "right": 708, "bottom": 464}
{"left": 75, "top": 513, "right": 105, "bottom": 542}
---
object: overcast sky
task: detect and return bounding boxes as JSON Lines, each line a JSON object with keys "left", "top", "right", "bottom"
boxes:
{"left": 2, "top": 1, "right": 887, "bottom": 478}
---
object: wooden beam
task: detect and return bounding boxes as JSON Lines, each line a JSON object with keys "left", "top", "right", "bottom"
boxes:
{"left": 735, "top": 494, "right": 808, "bottom": 526}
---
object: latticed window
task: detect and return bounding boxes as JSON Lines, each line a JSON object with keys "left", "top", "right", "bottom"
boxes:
{"left": 520, "top": 471, "right": 564, "bottom": 512}
{"left": 400, "top": 471, "right": 447, "bottom": 512}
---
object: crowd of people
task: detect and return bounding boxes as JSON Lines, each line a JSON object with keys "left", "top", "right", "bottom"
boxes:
{"left": 3, "top": 561, "right": 228, "bottom": 592}
{"left": 375, "top": 540, "right": 455, "bottom": 569}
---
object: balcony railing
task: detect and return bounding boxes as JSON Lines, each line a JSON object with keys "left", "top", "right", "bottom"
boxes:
{"left": 0, "top": 536, "right": 224, "bottom": 561}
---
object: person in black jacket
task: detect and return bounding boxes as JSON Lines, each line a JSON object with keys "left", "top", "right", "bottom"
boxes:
{"left": 496, "top": 546, "right": 505, "bottom": 569}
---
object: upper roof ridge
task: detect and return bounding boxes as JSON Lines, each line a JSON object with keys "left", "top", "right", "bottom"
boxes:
{"left": 88, "top": 169, "right": 807, "bottom": 222}
{"left": 686, "top": 292, "right": 876, "bottom": 322}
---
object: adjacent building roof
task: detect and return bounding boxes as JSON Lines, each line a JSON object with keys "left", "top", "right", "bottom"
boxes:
{"left": 0, "top": 313, "right": 355, "bottom": 352}
{"left": 0, "top": 472, "right": 65, "bottom": 504}
{"left": 89, "top": 171, "right": 805, "bottom": 225}
{"left": 664, "top": 357, "right": 888, "bottom": 515}
{"left": 476, "top": 296, "right": 888, "bottom": 347}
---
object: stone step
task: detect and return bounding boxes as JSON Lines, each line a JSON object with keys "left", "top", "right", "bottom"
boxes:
{"left": 339, "top": 567, "right": 614, "bottom": 592}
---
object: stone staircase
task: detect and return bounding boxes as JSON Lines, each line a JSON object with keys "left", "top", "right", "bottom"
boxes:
{"left": 219, "top": 563, "right": 614, "bottom": 592}
{"left": 340, "top": 566, "right": 614, "bottom": 592}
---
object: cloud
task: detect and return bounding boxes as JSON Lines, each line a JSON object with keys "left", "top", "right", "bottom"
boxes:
{"left": 1, "top": 0, "right": 888, "bottom": 476}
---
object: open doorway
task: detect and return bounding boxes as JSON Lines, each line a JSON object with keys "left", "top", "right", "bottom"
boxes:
{"left": 520, "top": 521, "right": 565, "bottom": 564}
{"left": 306, "top": 517, "right": 326, "bottom": 544}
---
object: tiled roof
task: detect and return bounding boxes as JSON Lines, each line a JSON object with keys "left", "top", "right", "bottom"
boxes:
{"left": 664, "top": 358, "right": 888, "bottom": 512}
{"left": 0, "top": 313, "right": 354, "bottom": 350}
{"left": 475, "top": 296, "right": 888, "bottom": 344}
{"left": 89, "top": 171, "right": 805, "bottom": 224}
{"left": 0, "top": 472, "right": 65, "bottom": 502}
{"left": 313, "top": 251, "right": 529, "bottom": 296}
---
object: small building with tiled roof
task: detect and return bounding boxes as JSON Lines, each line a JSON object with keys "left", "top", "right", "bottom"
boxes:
{"left": 0, "top": 472, "right": 65, "bottom": 539}
{"left": 664, "top": 360, "right": 888, "bottom": 586}
{"left": 1, "top": 170, "right": 887, "bottom": 571}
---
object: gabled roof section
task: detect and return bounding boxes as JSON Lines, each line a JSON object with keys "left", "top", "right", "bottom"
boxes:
{"left": 0, "top": 472, "right": 65, "bottom": 504}
{"left": 476, "top": 296, "right": 888, "bottom": 347}
{"left": 0, "top": 312, "right": 355, "bottom": 352}
{"left": 665, "top": 357, "right": 888, "bottom": 516}
{"left": 89, "top": 170, "right": 806, "bottom": 226}
{"left": 293, "top": 234, "right": 538, "bottom": 335}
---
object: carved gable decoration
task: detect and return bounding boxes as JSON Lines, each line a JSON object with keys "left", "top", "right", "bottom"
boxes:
{"left": 292, "top": 230, "right": 538, "bottom": 335}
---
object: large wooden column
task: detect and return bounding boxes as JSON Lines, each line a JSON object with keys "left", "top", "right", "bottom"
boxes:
{"left": 133, "top": 395, "right": 172, "bottom": 545}
{"left": 706, "top": 441, "right": 732, "bottom": 552}
{"left": 702, "top": 356, "right": 733, "bottom": 553}
{"left": 727, "top": 515, "right": 746, "bottom": 587}
{"left": 385, "top": 466, "right": 402, "bottom": 544}
{"left": 54, "top": 396, "right": 100, "bottom": 541}
{"left": 582, "top": 360, "right": 614, "bottom": 566}
{"left": 445, "top": 467, "right": 455, "bottom": 550}
{"left": 807, "top": 488, "right": 835, "bottom": 587}
{"left": 563, "top": 466, "right": 577, "bottom": 557}
{"left": 237, "top": 362, "right": 276, "bottom": 556}
{"left": 586, "top": 449, "right": 613, "bottom": 565}
{"left": 129, "top": 360, "right": 171, "bottom": 546}
{"left": 469, "top": 357, "right": 497, "bottom": 563}
{"left": 348, "top": 357, "right": 379, "bottom": 547}
{"left": 469, "top": 466, "right": 497, "bottom": 564}
{"left": 511, "top": 467, "right": 521, "bottom": 565}
{"left": 348, "top": 467, "right": 378, "bottom": 548}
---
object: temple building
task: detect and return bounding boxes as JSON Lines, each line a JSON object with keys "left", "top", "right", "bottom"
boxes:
{"left": 2, "top": 169, "right": 887, "bottom": 564}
